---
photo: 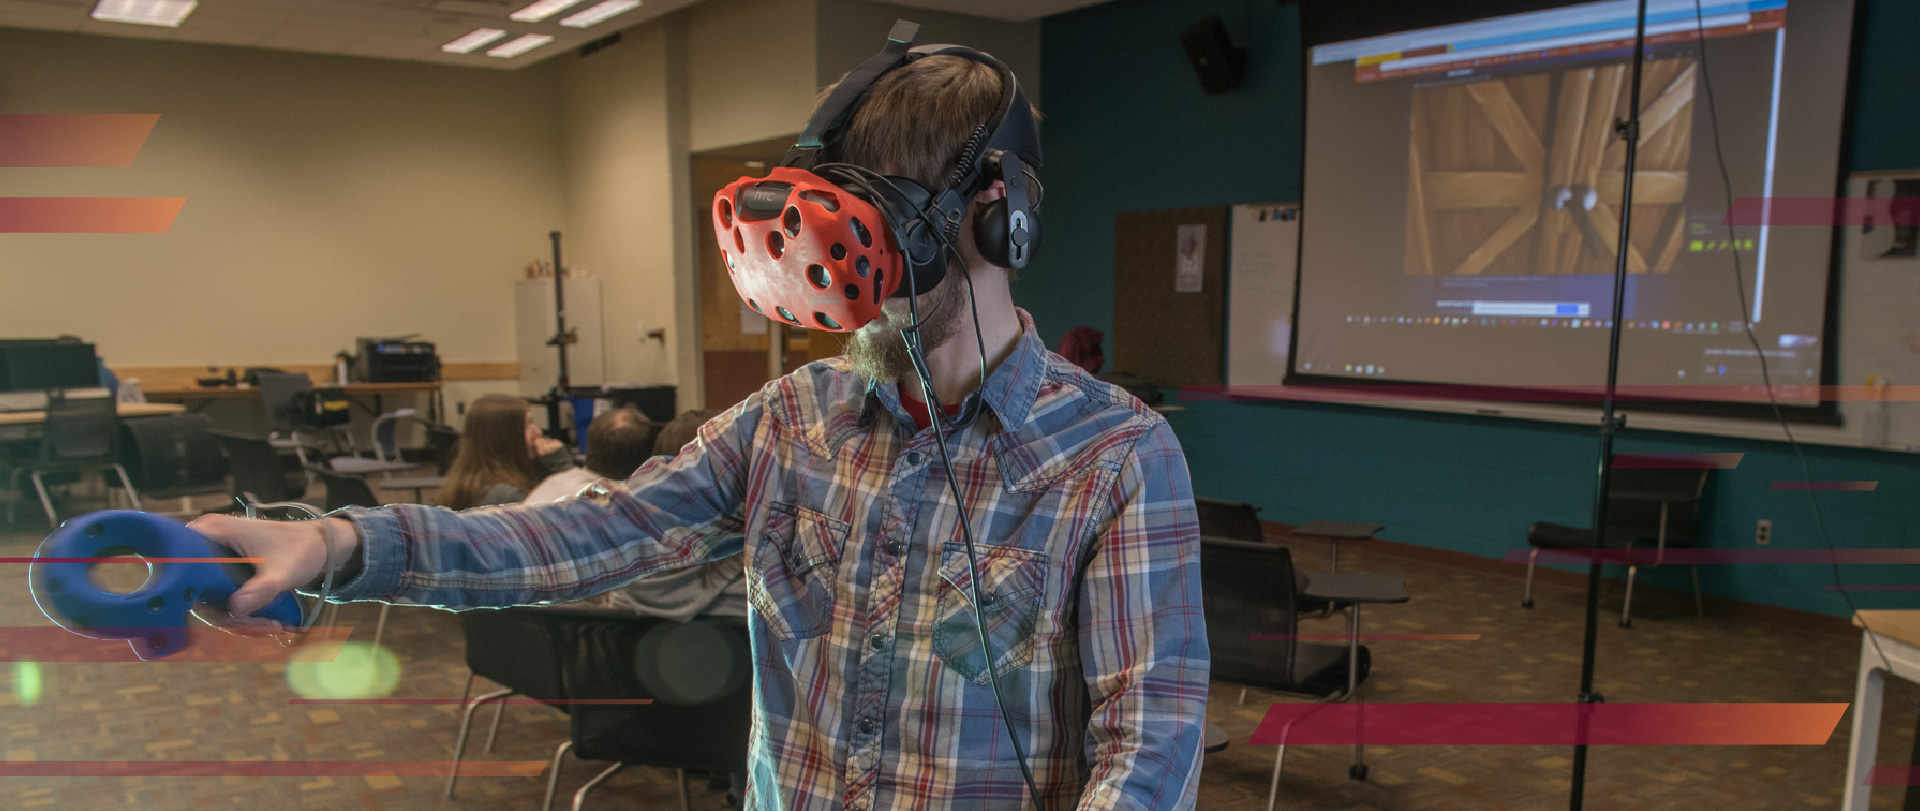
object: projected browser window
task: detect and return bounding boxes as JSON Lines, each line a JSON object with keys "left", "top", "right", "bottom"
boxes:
{"left": 1293, "top": 0, "right": 1849, "bottom": 402}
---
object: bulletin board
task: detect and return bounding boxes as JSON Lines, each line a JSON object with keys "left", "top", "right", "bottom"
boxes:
{"left": 1111, "top": 206, "right": 1229, "bottom": 387}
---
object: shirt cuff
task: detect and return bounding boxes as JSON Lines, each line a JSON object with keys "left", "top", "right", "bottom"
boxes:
{"left": 328, "top": 508, "right": 408, "bottom": 601}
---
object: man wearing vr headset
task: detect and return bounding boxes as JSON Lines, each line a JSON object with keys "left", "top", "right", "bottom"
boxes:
{"left": 192, "top": 22, "right": 1207, "bottom": 811}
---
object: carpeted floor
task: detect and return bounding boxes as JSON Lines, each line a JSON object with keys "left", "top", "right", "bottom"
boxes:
{"left": 0, "top": 493, "right": 1913, "bottom": 810}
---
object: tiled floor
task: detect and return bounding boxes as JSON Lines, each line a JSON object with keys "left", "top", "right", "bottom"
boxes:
{"left": 0, "top": 502, "right": 1913, "bottom": 810}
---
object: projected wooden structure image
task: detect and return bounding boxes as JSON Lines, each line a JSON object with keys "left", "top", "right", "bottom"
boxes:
{"left": 1405, "top": 58, "right": 1697, "bottom": 276}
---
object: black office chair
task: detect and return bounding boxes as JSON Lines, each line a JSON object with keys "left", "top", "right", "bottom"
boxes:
{"left": 1201, "top": 537, "right": 1370, "bottom": 811}
{"left": 446, "top": 607, "right": 574, "bottom": 799}
{"left": 209, "top": 431, "right": 311, "bottom": 514}
{"left": 425, "top": 424, "right": 462, "bottom": 476}
{"left": 1521, "top": 466, "right": 1711, "bottom": 627}
{"left": 1195, "top": 497, "right": 1344, "bottom": 617}
{"left": 311, "top": 470, "right": 394, "bottom": 649}
{"left": 5, "top": 391, "right": 140, "bottom": 527}
{"left": 117, "top": 413, "right": 229, "bottom": 513}
{"left": 546, "top": 613, "right": 752, "bottom": 811}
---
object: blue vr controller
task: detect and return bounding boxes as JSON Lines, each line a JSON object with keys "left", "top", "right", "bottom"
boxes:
{"left": 28, "top": 511, "right": 305, "bottom": 660}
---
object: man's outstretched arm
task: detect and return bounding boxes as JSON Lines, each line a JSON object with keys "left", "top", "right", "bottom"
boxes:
{"left": 1075, "top": 420, "right": 1211, "bottom": 811}
{"left": 194, "top": 394, "right": 765, "bottom": 618}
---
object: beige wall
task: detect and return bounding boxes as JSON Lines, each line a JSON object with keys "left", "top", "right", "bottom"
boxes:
{"left": 686, "top": 0, "right": 820, "bottom": 154}
{"left": 556, "top": 19, "right": 698, "bottom": 402}
{"left": 0, "top": 29, "right": 566, "bottom": 378}
{"left": 814, "top": 0, "right": 1042, "bottom": 106}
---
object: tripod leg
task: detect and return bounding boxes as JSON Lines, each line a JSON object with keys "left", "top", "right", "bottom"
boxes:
{"left": 1620, "top": 564, "right": 1637, "bottom": 628}
{"left": 1522, "top": 549, "right": 1539, "bottom": 608}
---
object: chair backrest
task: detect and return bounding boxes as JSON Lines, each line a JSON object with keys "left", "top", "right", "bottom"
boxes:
{"left": 1606, "top": 467, "right": 1712, "bottom": 546}
{"left": 117, "top": 413, "right": 227, "bottom": 492}
{"left": 254, "top": 371, "right": 312, "bottom": 433}
{"left": 318, "top": 471, "right": 380, "bottom": 512}
{"left": 460, "top": 608, "right": 573, "bottom": 707}
{"left": 40, "top": 391, "right": 118, "bottom": 462}
{"left": 369, "top": 409, "right": 416, "bottom": 462}
{"left": 1200, "top": 537, "right": 1303, "bottom": 692}
{"left": 425, "top": 424, "right": 461, "bottom": 475}
{"left": 1195, "top": 497, "right": 1264, "bottom": 543}
{"left": 556, "top": 612, "right": 753, "bottom": 773}
{"left": 212, "top": 431, "right": 298, "bottom": 503}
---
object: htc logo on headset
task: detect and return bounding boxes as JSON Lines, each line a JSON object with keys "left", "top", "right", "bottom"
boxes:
{"left": 711, "top": 20, "right": 1042, "bottom": 334}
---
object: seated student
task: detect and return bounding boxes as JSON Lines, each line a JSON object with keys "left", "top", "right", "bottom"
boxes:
{"left": 524, "top": 406, "right": 657, "bottom": 503}
{"left": 438, "top": 394, "right": 573, "bottom": 510}
{"left": 599, "top": 409, "right": 748, "bottom": 622}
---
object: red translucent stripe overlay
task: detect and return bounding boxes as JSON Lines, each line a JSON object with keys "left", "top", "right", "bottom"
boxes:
{"left": 0, "top": 114, "right": 159, "bottom": 167}
{"left": 0, "top": 197, "right": 186, "bottom": 233}
{"left": 1612, "top": 453, "right": 1743, "bottom": 469}
{"left": 0, "top": 626, "right": 354, "bottom": 662}
{"left": 1770, "top": 481, "right": 1878, "bottom": 491}
{"left": 1867, "top": 767, "right": 1920, "bottom": 786}
{"left": 1507, "top": 548, "right": 1920, "bottom": 565}
{"left": 1252, "top": 702, "right": 1846, "bottom": 746}
{"left": 1826, "top": 586, "right": 1920, "bottom": 592}
{"left": 1182, "top": 384, "right": 1920, "bottom": 404}
{"left": 0, "top": 761, "right": 547, "bottom": 777}
{"left": 289, "top": 698, "right": 654, "bottom": 705}
{"left": 1249, "top": 634, "right": 1480, "bottom": 641}
{"left": 1722, "top": 196, "right": 1920, "bottom": 226}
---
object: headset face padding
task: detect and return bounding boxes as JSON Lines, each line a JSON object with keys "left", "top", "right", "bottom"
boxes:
{"left": 711, "top": 20, "right": 1042, "bottom": 332}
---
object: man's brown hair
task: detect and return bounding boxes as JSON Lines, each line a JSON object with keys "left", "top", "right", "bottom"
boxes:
{"left": 822, "top": 54, "right": 1006, "bottom": 190}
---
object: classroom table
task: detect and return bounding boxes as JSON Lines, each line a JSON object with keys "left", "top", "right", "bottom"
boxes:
{"left": 1302, "top": 571, "right": 1409, "bottom": 781}
{"left": 144, "top": 381, "right": 442, "bottom": 422}
{"left": 1844, "top": 609, "right": 1920, "bottom": 810}
{"left": 0, "top": 402, "right": 186, "bottom": 439}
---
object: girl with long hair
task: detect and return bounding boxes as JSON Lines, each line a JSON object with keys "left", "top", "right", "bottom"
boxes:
{"left": 438, "top": 394, "right": 573, "bottom": 510}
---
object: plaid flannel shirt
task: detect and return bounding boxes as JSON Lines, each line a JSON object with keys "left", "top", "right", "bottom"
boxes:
{"left": 335, "top": 310, "right": 1210, "bottom": 810}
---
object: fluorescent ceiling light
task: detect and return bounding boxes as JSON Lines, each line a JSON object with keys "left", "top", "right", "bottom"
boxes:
{"left": 90, "top": 0, "right": 197, "bottom": 27}
{"left": 509, "top": 0, "right": 586, "bottom": 22}
{"left": 442, "top": 27, "right": 508, "bottom": 53}
{"left": 560, "top": 0, "right": 641, "bottom": 28}
{"left": 487, "top": 33, "right": 555, "bottom": 58}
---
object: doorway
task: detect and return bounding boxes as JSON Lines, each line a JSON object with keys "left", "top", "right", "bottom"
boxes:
{"left": 692, "top": 136, "right": 846, "bottom": 410}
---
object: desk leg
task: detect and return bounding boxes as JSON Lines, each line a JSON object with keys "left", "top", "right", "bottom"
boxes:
{"left": 1844, "top": 633, "right": 1885, "bottom": 811}
{"left": 1349, "top": 603, "right": 1366, "bottom": 780}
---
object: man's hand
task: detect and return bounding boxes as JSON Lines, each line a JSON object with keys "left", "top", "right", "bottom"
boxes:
{"left": 184, "top": 514, "right": 360, "bottom": 629}
{"left": 532, "top": 436, "right": 566, "bottom": 457}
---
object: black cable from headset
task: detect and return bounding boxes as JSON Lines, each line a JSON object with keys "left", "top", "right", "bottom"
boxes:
{"left": 895, "top": 212, "right": 1046, "bottom": 811}
{"left": 1689, "top": 0, "right": 1914, "bottom": 709}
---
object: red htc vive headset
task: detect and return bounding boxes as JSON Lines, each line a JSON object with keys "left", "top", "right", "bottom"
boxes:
{"left": 712, "top": 20, "right": 1041, "bottom": 333}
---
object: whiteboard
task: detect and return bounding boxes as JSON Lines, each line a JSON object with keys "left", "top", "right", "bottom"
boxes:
{"left": 1219, "top": 174, "right": 1920, "bottom": 452}
{"left": 1226, "top": 203, "right": 1300, "bottom": 386}
{"left": 1834, "top": 172, "right": 1920, "bottom": 451}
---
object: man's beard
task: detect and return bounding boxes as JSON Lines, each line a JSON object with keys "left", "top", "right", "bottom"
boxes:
{"left": 844, "top": 267, "right": 970, "bottom": 384}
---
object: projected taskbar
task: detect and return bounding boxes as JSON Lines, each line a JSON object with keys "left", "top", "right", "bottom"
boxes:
{"left": 1337, "top": 313, "right": 1749, "bottom": 333}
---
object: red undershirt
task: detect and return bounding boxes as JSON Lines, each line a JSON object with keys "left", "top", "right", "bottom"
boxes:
{"left": 896, "top": 382, "right": 962, "bottom": 431}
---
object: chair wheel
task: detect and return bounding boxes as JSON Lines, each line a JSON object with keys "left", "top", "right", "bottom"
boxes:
{"left": 1350, "top": 764, "right": 1369, "bottom": 781}
{"left": 1521, "top": 599, "right": 1534, "bottom": 609}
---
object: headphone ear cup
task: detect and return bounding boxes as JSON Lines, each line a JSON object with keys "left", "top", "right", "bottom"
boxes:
{"left": 973, "top": 198, "right": 1012, "bottom": 268}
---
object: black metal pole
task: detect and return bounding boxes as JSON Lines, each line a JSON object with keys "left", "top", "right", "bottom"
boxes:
{"left": 548, "top": 230, "right": 572, "bottom": 393}
{"left": 1569, "top": 1, "right": 1649, "bottom": 808}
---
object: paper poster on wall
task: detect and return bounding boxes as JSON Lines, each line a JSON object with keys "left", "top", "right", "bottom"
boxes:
{"left": 1175, "top": 224, "right": 1207, "bottom": 292}
{"left": 1860, "top": 176, "right": 1919, "bottom": 261}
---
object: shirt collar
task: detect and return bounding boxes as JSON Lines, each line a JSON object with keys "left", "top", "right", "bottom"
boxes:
{"left": 867, "top": 307, "right": 1047, "bottom": 433}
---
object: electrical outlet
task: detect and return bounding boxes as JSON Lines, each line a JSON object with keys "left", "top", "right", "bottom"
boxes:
{"left": 1755, "top": 518, "right": 1772, "bottom": 545}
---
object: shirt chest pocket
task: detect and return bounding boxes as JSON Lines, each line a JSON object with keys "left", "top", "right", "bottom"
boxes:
{"left": 931, "top": 542, "right": 1049, "bottom": 685}
{"left": 750, "top": 502, "right": 850, "bottom": 640}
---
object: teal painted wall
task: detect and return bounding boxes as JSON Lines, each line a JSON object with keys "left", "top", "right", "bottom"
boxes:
{"left": 1028, "top": 0, "right": 1919, "bottom": 617}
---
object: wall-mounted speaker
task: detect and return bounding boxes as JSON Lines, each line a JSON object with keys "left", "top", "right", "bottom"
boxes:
{"left": 1180, "top": 15, "right": 1247, "bottom": 96}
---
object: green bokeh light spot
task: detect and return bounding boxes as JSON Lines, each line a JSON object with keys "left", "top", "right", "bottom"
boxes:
{"left": 14, "top": 662, "right": 42, "bottom": 707}
{"left": 287, "top": 642, "right": 400, "bottom": 700}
